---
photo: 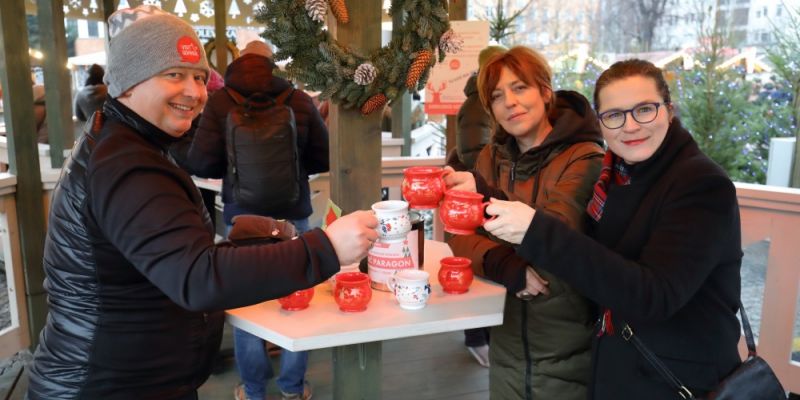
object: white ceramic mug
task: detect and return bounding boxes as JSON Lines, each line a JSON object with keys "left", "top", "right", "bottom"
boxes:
{"left": 387, "top": 269, "right": 431, "bottom": 310}
{"left": 371, "top": 200, "right": 412, "bottom": 244}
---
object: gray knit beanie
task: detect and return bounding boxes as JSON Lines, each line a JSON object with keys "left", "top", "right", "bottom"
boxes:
{"left": 105, "top": 5, "right": 209, "bottom": 98}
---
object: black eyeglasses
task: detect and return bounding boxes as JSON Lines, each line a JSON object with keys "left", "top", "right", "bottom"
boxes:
{"left": 597, "top": 102, "right": 665, "bottom": 129}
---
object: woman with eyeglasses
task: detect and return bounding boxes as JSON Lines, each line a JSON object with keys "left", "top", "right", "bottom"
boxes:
{"left": 450, "top": 59, "right": 743, "bottom": 399}
{"left": 444, "top": 46, "right": 605, "bottom": 400}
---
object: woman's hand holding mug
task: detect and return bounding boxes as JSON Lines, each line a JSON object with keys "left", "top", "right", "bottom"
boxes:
{"left": 442, "top": 166, "right": 477, "bottom": 192}
{"left": 483, "top": 198, "right": 536, "bottom": 245}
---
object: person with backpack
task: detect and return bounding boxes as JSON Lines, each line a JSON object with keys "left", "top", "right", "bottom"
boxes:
{"left": 27, "top": 6, "right": 377, "bottom": 399}
{"left": 74, "top": 63, "right": 108, "bottom": 128}
{"left": 183, "top": 40, "right": 328, "bottom": 400}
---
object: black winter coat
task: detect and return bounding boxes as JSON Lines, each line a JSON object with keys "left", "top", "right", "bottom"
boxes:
{"left": 183, "top": 54, "right": 329, "bottom": 224}
{"left": 27, "top": 98, "right": 340, "bottom": 399}
{"left": 516, "top": 119, "right": 742, "bottom": 399}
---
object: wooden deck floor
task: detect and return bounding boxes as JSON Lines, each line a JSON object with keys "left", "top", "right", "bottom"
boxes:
{"left": 0, "top": 324, "right": 489, "bottom": 399}
{"left": 197, "top": 324, "right": 490, "bottom": 400}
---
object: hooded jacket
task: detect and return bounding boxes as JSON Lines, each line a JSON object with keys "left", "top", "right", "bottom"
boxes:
{"left": 448, "top": 91, "right": 604, "bottom": 400}
{"left": 183, "top": 54, "right": 329, "bottom": 224}
{"left": 27, "top": 99, "right": 339, "bottom": 399}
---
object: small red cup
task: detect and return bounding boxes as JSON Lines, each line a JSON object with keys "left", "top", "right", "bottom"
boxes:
{"left": 278, "top": 287, "right": 315, "bottom": 311}
{"left": 333, "top": 272, "right": 372, "bottom": 312}
{"left": 439, "top": 256, "right": 474, "bottom": 294}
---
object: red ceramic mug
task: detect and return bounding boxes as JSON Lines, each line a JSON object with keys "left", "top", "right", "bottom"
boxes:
{"left": 278, "top": 287, "right": 315, "bottom": 311}
{"left": 401, "top": 166, "right": 446, "bottom": 209}
{"left": 438, "top": 256, "right": 474, "bottom": 294}
{"left": 439, "top": 190, "right": 495, "bottom": 235}
{"left": 333, "top": 272, "right": 373, "bottom": 312}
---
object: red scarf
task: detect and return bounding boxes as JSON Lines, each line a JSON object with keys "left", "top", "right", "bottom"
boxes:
{"left": 586, "top": 151, "right": 631, "bottom": 222}
{"left": 586, "top": 151, "right": 631, "bottom": 336}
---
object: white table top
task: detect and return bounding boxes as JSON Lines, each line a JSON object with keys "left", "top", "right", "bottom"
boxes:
{"left": 192, "top": 177, "right": 222, "bottom": 192}
{"left": 226, "top": 240, "right": 506, "bottom": 351}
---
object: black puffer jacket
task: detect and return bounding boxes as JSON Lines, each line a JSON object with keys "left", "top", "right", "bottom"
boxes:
{"left": 182, "top": 54, "right": 329, "bottom": 224}
{"left": 27, "top": 98, "right": 340, "bottom": 399}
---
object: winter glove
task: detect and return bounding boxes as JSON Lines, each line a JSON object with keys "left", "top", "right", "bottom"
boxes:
{"left": 228, "top": 215, "right": 297, "bottom": 245}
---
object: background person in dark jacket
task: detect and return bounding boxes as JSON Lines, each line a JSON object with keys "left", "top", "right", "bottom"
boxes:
{"left": 446, "top": 45, "right": 506, "bottom": 172}
{"left": 181, "top": 40, "right": 327, "bottom": 400}
{"left": 474, "top": 59, "right": 743, "bottom": 399}
{"left": 445, "top": 46, "right": 604, "bottom": 400}
{"left": 445, "top": 45, "right": 506, "bottom": 368}
{"left": 74, "top": 63, "right": 107, "bottom": 127}
{"left": 27, "top": 7, "right": 377, "bottom": 399}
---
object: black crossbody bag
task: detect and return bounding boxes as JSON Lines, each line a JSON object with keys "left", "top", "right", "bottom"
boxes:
{"left": 621, "top": 301, "right": 787, "bottom": 399}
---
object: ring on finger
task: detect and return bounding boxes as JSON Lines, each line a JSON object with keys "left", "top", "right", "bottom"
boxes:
{"left": 518, "top": 291, "right": 534, "bottom": 301}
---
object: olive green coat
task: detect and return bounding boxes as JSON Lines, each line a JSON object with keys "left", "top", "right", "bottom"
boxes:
{"left": 448, "top": 91, "right": 604, "bottom": 400}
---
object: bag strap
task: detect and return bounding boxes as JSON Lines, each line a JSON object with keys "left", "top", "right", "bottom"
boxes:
{"left": 621, "top": 324, "right": 696, "bottom": 399}
{"left": 224, "top": 87, "right": 247, "bottom": 105}
{"left": 738, "top": 300, "right": 757, "bottom": 358}
{"left": 275, "top": 87, "right": 295, "bottom": 106}
{"left": 621, "top": 300, "right": 752, "bottom": 400}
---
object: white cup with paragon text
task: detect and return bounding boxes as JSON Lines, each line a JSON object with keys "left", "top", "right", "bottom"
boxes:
{"left": 387, "top": 269, "right": 431, "bottom": 310}
{"left": 371, "top": 200, "right": 411, "bottom": 244}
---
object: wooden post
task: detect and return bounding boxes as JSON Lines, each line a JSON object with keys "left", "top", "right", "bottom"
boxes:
{"left": 214, "top": 0, "right": 228, "bottom": 75}
{"left": 446, "top": 0, "right": 467, "bottom": 156}
{"left": 0, "top": 0, "right": 48, "bottom": 348}
{"left": 328, "top": 1, "right": 383, "bottom": 398}
{"left": 390, "top": 9, "right": 412, "bottom": 156}
{"left": 38, "top": 0, "right": 73, "bottom": 167}
{"left": 102, "top": 0, "right": 115, "bottom": 24}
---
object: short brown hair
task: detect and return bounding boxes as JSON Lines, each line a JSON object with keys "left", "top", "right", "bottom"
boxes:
{"left": 593, "top": 59, "right": 671, "bottom": 112}
{"left": 477, "top": 46, "right": 555, "bottom": 118}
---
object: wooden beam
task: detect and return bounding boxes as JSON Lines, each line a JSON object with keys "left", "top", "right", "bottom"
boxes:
{"left": 328, "top": 1, "right": 383, "bottom": 398}
{"left": 214, "top": 0, "right": 228, "bottom": 75}
{"left": 102, "top": 0, "right": 115, "bottom": 30}
{"left": 446, "top": 1, "right": 467, "bottom": 156}
{"left": 0, "top": 0, "right": 48, "bottom": 349}
{"left": 38, "top": 0, "right": 73, "bottom": 167}
{"left": 390, "top": 9, "right": 412, "bottom": 156}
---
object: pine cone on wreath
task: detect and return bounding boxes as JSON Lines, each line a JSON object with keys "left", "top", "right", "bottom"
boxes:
{"left": 405, "top": 49, "right": 433, "bottom": 90}
{"left": 361, "top": 93, "right": 388, "bottom": 115}
{"left": 327, "top": 0, "right": 349, "bottom": 24}
{"left": 354, "top": 63, "right": 377, "bottom": 85}
{"left": 305, "top": 0, "right": 327, "bottom": 23}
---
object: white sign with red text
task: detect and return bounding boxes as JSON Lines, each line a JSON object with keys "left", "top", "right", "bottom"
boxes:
{"left": 424, "top": 20, "right": 490, "bottom": 115}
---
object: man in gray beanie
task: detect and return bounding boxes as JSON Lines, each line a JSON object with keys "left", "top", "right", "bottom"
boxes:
{"left": 27, "top": 5, "right": 378, "bottom": 400}
{"left": 105, "top": 5, "right": 209, "bottom": 99}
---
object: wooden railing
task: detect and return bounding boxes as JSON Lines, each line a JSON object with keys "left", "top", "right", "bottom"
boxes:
{"left": 735, "top": 182, "right": 800, "bottom": 394}
{"left": 0, "top": 169, "right": 59, "bottom": 359}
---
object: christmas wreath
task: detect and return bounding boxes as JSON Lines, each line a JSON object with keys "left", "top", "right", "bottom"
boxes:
{"left": 257, "top": 0, "right": 461, "bottom": 115}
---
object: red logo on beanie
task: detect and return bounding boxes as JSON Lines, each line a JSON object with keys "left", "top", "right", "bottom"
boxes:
{"left": 177, "top": 36, "right": 201, "bottom": 63}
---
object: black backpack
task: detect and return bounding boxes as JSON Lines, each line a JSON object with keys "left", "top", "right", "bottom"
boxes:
{"left": 224, "top": 86, "right": 300, "bottom": 214}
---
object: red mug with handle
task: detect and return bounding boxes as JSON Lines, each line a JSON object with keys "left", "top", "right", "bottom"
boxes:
{"left": 401, "top": 166, "right": 446, "bottom": 209}
{"left": 439, "top": 190, "right": 495, "bottom": 235}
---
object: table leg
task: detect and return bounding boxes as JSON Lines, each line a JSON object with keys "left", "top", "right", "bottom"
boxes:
{"left": 332, "top": 341, "right": 382, "bottom": 399}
